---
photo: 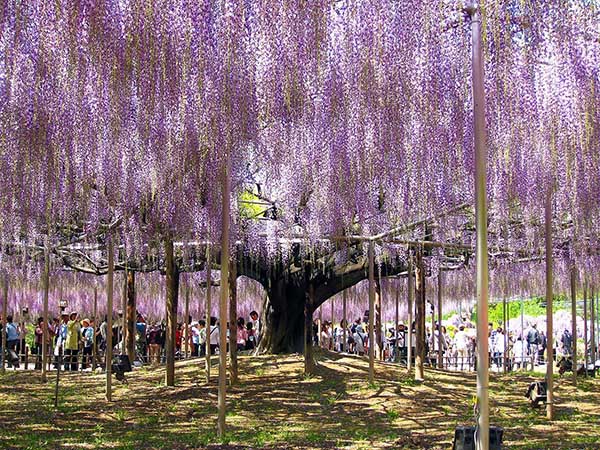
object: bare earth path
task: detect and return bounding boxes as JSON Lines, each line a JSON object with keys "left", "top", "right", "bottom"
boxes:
{"left": 1, "top": 351, "right": 598, "bottom": 449}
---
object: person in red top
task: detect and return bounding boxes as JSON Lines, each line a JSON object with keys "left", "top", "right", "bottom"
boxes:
{"left": 236, "top": 318, "right": 248, "bottom": 351}
{"left": 175, "top": 323, "right": 183, "bottom": 356}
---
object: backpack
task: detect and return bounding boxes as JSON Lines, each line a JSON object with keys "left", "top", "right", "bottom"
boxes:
{"left": 527, "top": 329, "right": 539, "bottom": 345}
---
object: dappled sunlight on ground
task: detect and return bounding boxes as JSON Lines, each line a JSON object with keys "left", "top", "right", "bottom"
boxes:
{"left": 1, "top": 351, "right": 599, "bottom": 449}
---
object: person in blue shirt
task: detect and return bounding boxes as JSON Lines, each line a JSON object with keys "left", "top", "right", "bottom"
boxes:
{"left": 5, "top": 315, "right": 19, "bottom": 351}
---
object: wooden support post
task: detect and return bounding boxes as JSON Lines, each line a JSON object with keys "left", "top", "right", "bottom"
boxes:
{"left": 41, "top": 246, "right": 50, "bottom": 383}
{"left": 126, "top": 270, "right": 136, "bottom": 363}
{"left": 217, "top": 155, "right": 231, "bottom": 438}
{"left": 342, "top": 288, "right": 347, "bottom": 353}
{"left": 121, "top": 271, "right": 127, "bottom": 355}
{"left": 375, "top": 269, "right": 383, "bottom": 361}
{"left": 437, "top": 271, "right": 443, "bottom": 369}
{"left": 318, "top": 306, "right": 322, "bottom": 347}
{"left": 304, "top": 283, "right": 315, "bottom": 374}
{"left": 394, "top": 282, "right": 399, "bottom": 363}
{"left": 165, "top": 239, "right": 179, "bottom": 387}
{"left": 545, "top": 188, "right": 554, "bottom": 420}
{"left": 331, "top": 295, "right": 335, "bottom": 349}
{"left": 570, "top": 267, "right": 577, "bottom": 386}
{"left": 93, "top": 286, "right": 98, "bottom": 371}
{"left": 1, "top": 274, "right": 7, "bottom": 374}
{"left": 184, "top": 279, "right": 190, "bottom": 359}
{"left": 415, "top": 247, "right": 425, "bottom": 381}
{"left": 590, "top": 288, "right": 596, "bottom": 371}
{"left": 106, "top": 238, "right": 114, "bottom": 401}
{"left": 205, "top": 245, "right": 212, "bottom": 383}
{"left": 503, "top": 297, "right": 508, "bottom": 373}
{"left": 407, "top": 253, "right": 414, "bottom": 373}
{"left": 229, "top": 258, "right": 238, "bottom": 385}
{"left": 368, "top": 241, "right": 376, "bottom": 383}
{"left": 584, "top": 281, "right": 588, "bottom": 378}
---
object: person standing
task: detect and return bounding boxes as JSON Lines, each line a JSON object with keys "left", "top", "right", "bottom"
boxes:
{"left": 81, "top": 319, "right": 94, "bottom": 370}
{"left": 249, "top": 311, "right": 260, "bottom": 345}
{"left": 64, "top": 312, "right": 81, "bottom": 371}
{"left": 5, "top": 315, "right": 19, "bottom": 352}
{"left": 236, "top": 318, "right": 248, "bottom": 351}
{"left": 527, "top": 323, "right": 540, "bottom": 366}
{"left": 190, "top": 321, "right": 200, "bottom": 357}
{"left": 34, "top": 317, "right": 46, "bottom": 369}
{"left": 209, "top": 317, "right": 219, "bottom": 355}
{"left": 454, "top": 325, "right": 470, "bottom": 370}
{"left": 197, "top": 320, "right": 207, "bottom": 357}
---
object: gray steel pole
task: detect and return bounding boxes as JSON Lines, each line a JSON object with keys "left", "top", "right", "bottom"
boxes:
{"left": 368, "top": 241, "right": 376, "bottom": 383}
{"left": 437, "top": 271, "right": 444, "bottom": 369}
{"left": 407, "top": 253, "right": 414, "bottom": 373}
{"left": 41, "top": 244, "right": 50, "bottom": 382}
{"left": 545, "top": 187, "right": 554, "bottom": 420}
{"left": 467, "top": 3, "right": 490, "bottom": 448}
{"left": 205, "top": 245, "right": 212, "bottom": 382}
{"left": 342, "top": 288, "right": 347, "bottom": 353}
{"left": 570, "top": 267, "right": 577, "bottom": 386}
{"left": 106, "top": 237, "right": 114, "bottom": 401}
{"left": 1, "top": 273, "right": 7, "bottom": 374}
{"left": 584, "top": 282, "right": 588, "bottom": 378}
{"left": 217, "top": 155, "right": 231, "bottom": 437}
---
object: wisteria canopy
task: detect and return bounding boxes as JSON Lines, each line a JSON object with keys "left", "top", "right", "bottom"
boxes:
{"left": 0, "top": 1, "right": 599, "bottom": 318}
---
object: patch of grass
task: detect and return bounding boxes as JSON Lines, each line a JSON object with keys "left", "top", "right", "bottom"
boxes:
{"left": 305, "top": 430, "right": 324, "bottom": 444}
{"left": 114, "top": 409, "right": 127, "bottom": 422}
{"left": 386, "top": 409, "right": 400, "bottom": 421}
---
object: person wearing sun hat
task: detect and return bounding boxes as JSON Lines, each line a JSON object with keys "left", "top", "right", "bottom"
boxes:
{"left": 81, "top": 318, "right": 94, "bottom": 370}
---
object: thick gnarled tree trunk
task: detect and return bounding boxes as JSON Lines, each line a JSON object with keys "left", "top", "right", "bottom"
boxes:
{"left": 258, "top": 279, "right": 308, "bottom": 354}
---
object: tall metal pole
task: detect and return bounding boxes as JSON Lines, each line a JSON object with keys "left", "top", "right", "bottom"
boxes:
{"left": 228, "top": 257, "right": 238, "bottom": 384}
{"left": 342, "top": 288, "right": 347, "bottom": 353}
{"left": 407, "top": 254, "right": 414, "bottom": 373}
{"left": 570, "top": 266, "right": 577, "bottom": 386}
{"left": 121, "top": 270, "right": 127, "bottom": 355}
{"left": 184, "top": 279, "right": 190, "bottom": 359}
{"left": 583, "top": 281, "right": 588, "bottom": 377}
{"left": 217, "top": 155, "right": 231, "bottom": 437}
{"left": 93, "top": 286, "right": 98, "bottom": 370}
{"left": 205, "top": 245, "right": 212, "bottom": 382}
{"left": 165, "top": 239, "right": 179, "bottom": 387}
{"left": 502, "top": 297, "right": 508, "bottom": 373}
{"left": 437, "top": 271, "right": 444, "bottom": 369}
{"left": 467, "top": 2, "right": 489, "bottom": 447}
{"left": 1, "top": 273, "right": 8, "bottom": 374}
{"left": 395, "top": 281, "right": 399, "bottom": 362}
{"left": 106, "top": 237, "right": 114, "bottom": 401}
{"left": 544, "top": 187, "right": 554, "bottom": 420}
{"left": 368, "top": 241, "right": 376, "bottom": 383}
{"left": 590, "top": 287, "right": 595, "bottom": 370}
{"left": 521, "top": 296, "right": 525, "bottom": 371}
{"left": 41, "top": 245, "right": 50, "bottom": 382}
{"left": 415, "top": 247, "right": 426, "bottom": 381}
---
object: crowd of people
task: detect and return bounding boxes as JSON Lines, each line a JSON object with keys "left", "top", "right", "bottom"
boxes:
{"left": 2, "top": 307, "right": 593, "bottom": 373}
{"left": 1, "top": 309, "right": 262, "bottom": 371}
{"left": 316, "top": 314, "right": 581, "bottom": 372}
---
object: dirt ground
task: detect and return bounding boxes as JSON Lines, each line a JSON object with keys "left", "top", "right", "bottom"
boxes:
{"left": 1, "top": 350, "right": 599, "bottom": 449}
